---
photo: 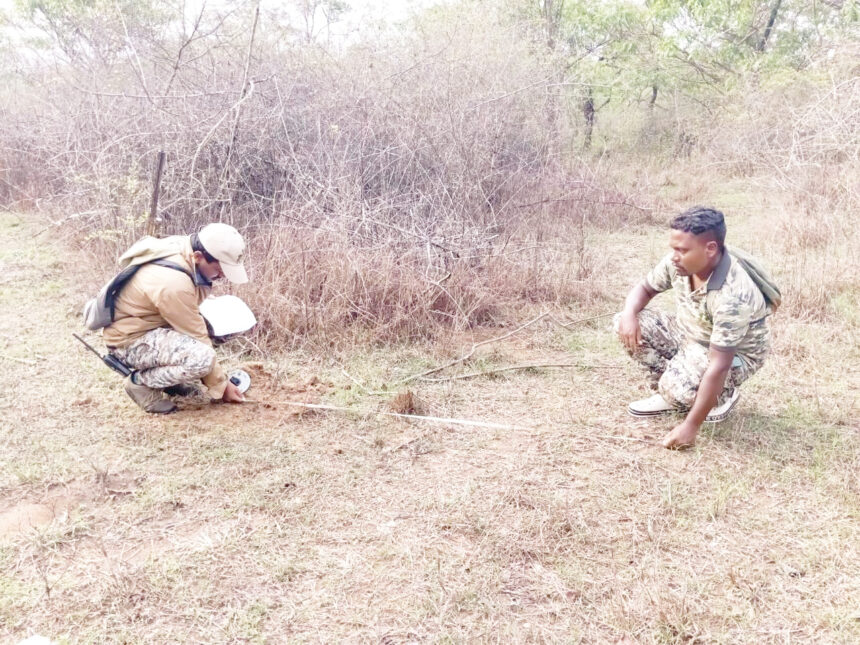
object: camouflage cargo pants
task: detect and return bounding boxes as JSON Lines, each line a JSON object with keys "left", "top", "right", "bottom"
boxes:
{"left": 111, "top": 328, "right": 215, "bottom": 390}
{"left": 613, "top": 309, "right": 763, "bottom": 409}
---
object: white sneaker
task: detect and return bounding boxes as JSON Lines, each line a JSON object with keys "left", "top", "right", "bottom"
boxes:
{"left": 705, "top": 389, "right": 740, "bottom": 423}
{"left": 628, "top": 393, "right": 674, "bottom": 417}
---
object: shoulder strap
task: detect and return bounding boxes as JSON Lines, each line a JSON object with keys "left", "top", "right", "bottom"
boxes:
{"left": 727, "top": 246, "right": 782, "bottom": 313}
{"left": 150, "top": 258, "right": 194, "bottom": 281}
{"left": 105, "top": 265, "right": 143, "bottom": 322}
{"left": 106, "top": 258, "right": 195, "bottom": 322}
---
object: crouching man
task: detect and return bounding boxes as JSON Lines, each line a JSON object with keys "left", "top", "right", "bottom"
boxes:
{"left": 103, "top": 223, "right": 248, "bottom": 414}
{"left": 615, "top": 207, "right": 772, "bottom": 448}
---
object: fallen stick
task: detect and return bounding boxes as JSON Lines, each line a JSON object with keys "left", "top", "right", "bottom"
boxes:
{"left": 586, "top": 434, "right": 654, "bottom": 444}
{"left": 549, "top": 312, "right": 615, "bottom": 328}
{"left": 0, "top": 354, "right": 37, "bottom": 365}
{"left": 391, "top": 312, "right": 550, "bottom": 386}
{"left": 390, "top": 311, "right": 615, "bottom": 387}
{"left": 420, "top": 362, "right": 623, "bottom": 382}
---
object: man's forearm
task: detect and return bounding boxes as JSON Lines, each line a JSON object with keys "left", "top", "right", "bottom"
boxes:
{"left": 622, "top": 282, "right": 655, "bottom": 316}
{"left": 685, "top": 364, "right": 730, "bottom": 427}
{"left": 202, "top": 358, "right": 229, "bottom": 399}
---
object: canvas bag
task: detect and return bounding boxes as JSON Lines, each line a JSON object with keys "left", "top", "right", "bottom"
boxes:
{"left": 727, "top": 245, "right": 782, "bottom": 313}
{"left": 82, "top": 258, "right": 193, "bottom": 330}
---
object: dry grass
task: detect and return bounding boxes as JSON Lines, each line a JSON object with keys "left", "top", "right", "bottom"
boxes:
{"left": 2, "top": 174, "right": 859, "bottom": 643}
{"left": 2, "top": 5, "right": 858, "bottom": 642}
{"left": 238, "top": 207, "right": 623, "bottom": 351}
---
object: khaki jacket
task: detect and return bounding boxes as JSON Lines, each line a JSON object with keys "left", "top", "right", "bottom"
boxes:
{"left": 102, "top": 235, "right": 228, "bottom": 398}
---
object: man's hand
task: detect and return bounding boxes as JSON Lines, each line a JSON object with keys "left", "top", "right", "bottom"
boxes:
{"left": 222, "top": 380, "right": 245, "bottom": 403}
{"left": 661, "top": 347, "right": 734, "bottom": 450}
{"left": 617, "top": 311, "right": 642, "bottom": 353}
{"left": 661, "top": 420, "right": 699, "bottom": 449}
{"left": 617, "top": 283, "right": 656, "bottom": 353}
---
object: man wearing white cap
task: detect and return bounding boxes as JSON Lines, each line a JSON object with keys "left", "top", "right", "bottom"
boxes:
{"left": 102, "top": 223, "right": 249, "bottom": 413}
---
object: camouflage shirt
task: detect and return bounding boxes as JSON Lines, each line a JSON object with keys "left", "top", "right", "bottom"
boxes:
{"left": 645, "top": 251, "right": 770, "bottom": 365}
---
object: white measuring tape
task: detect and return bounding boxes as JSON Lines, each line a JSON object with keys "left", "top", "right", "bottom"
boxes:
{"left": 243, "top": 398, "right": 653, "bottom": 444}
{"left": 245, "top": 399, "right": 533, "bottom": 431}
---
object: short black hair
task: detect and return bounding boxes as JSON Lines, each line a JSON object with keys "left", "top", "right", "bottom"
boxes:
{"left": 190, "top": 232, "right": 217, "bottom": 263}
{"left": 670, "top": 206, "right": 726, "bottom": 250}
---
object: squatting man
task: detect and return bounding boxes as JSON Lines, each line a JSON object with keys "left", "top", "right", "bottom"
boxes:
{"left": 97, "top": 210, "right": 774, "bottom": 438}
{"left": 615, "top": 207, "right": 773, "bottom": 449}
{"left": 102, "top": 223, "right": 248, "bottom": 414}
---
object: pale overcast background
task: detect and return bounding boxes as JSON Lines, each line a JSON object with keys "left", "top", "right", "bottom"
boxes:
{"left": 0, "top": 0, "right": 445, "bottom": 37}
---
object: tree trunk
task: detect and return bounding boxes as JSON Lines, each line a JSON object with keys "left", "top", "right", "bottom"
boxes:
{"left": 757, "top": 0, "right": 783, "bottom": 52}
{"left": 583, "top": 88, "right": 595, "bottom": 150}
{"left": 540, "top": 1, "right": 565, "bottom": 155}
{"left": 146, "top": 151, "right": 166, "bottom": 237}
{"left": 541, "top": 0, "right": 564, "bottom": 51}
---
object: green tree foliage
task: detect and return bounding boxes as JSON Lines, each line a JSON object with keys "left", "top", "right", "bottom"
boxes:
{"left": 13, "top": 0, "right": 172, "bottom": 66}
{"left": 648, "top": 0, "right": 857, "bottom": 80}
{"left": 512, "top": 0, "right": 857, "bottom": 147}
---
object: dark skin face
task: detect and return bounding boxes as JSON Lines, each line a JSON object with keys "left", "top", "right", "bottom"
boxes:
{"left": 192, "top": 251, "right": 224, "bottom": 281}
{"left": 669, "top": 229, "right": 722, "bottom": 280}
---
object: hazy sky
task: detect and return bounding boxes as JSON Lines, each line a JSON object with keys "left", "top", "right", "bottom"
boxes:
{"left": 258, "top": 0, "right": 444, "bottom": 40}
{"left": 0, "top": 0, "right": 446, "bottom": 52}
{"left": 0, "top": 0, "right": 443, "bottom": 31}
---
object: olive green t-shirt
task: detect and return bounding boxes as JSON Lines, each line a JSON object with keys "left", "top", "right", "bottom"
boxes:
{"left": 645, "top": 251, "right": 770, "bottom": 363}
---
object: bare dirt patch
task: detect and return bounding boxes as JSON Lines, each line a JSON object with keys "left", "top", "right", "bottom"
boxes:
{"left": 0, "top": 502, "right": 65, "bottom": 540}
{"left": 0, "top": 473, "right": 140, "bottom": 541}
{"left": 169, "top": 362, "right": 329, "bottom": 424}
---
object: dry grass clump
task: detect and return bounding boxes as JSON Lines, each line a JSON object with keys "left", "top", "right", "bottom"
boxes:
{"left": 240, "top": 197, "right": 619, "bottom": 349}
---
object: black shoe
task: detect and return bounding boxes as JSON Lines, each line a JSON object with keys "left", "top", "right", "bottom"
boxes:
{"left": 163, "top": 383, "right": 201, "bottom": 397}
{"left": 124, "top": 376, "right": 177, "bottom": 414}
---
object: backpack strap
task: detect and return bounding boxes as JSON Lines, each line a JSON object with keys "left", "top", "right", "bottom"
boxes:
{"left": 106, "top": 258, "right": 195, "bottom": 322}
{"left": 106, "top": 265, "right": 143, "bottom": 323}
{"left": 150, "top": 258, "right": 195, "bottom": 281}
{"left": 727, "top": 246, "right": 782, "bottom": 313}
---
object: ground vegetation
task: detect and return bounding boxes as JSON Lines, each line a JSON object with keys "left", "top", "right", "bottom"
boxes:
{"left": 0, "top": 0, "right": 858, "bottom": 642}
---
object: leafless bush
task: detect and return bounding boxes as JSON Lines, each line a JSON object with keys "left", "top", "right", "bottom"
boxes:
{"left": 0, "top": 3, "right": 646, "bottom": 347}
{"left": 700, "top": 44, "right": 860, "bottom": 321}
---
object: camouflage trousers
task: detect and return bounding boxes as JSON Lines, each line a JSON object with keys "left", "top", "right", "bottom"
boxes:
{"left": 111, "top": 328, "right": 215, "bottom": 390}
{"left": 613, "top": 309, "right": 764, "bottom": 409}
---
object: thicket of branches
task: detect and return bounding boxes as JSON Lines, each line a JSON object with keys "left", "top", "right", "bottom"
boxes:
{"left": 709, "top": 49, "right": 860, "bottom": 321}
{"left": 0, "top": 0, "right": 857, "bottom": 345}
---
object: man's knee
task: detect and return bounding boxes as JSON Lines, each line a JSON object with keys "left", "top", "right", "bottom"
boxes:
{"left": 657, "top": 368, "right": 698, "bottom": 409}
{"left": 635, "top": 308, "right": 666, "bottom": 335}
{"left": 182, "top": 342, "right": 216, "bottom": 380}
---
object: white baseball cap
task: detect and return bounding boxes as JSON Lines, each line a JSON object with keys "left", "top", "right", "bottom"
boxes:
{"left": 198, "top": 223, "right": 248, "bottom": 284}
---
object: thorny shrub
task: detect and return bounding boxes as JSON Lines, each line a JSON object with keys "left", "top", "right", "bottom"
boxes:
{"left": 3, "top": 5, "right": 855, "bottom": 343}
{"left": 0, "top": 5, "right": 648, "bottom": 348}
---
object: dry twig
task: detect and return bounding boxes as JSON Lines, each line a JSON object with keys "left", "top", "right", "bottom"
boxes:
{"left": 391, "top": 312, "right": 551, "bottom": 386}
{"left": 419, "top": 361, "right": 623, "bottom": 382}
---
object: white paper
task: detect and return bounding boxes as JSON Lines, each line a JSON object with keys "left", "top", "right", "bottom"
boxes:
{"left": 199, "top": 295, "right": 257, "bottom": 337}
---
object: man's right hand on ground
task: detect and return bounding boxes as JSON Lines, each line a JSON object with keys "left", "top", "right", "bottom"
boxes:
{"left": 222, "top": 380, "right": 245, "bottom": 403}
{"left": 617, "top": 311, "right": 642, "bottom": 353}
